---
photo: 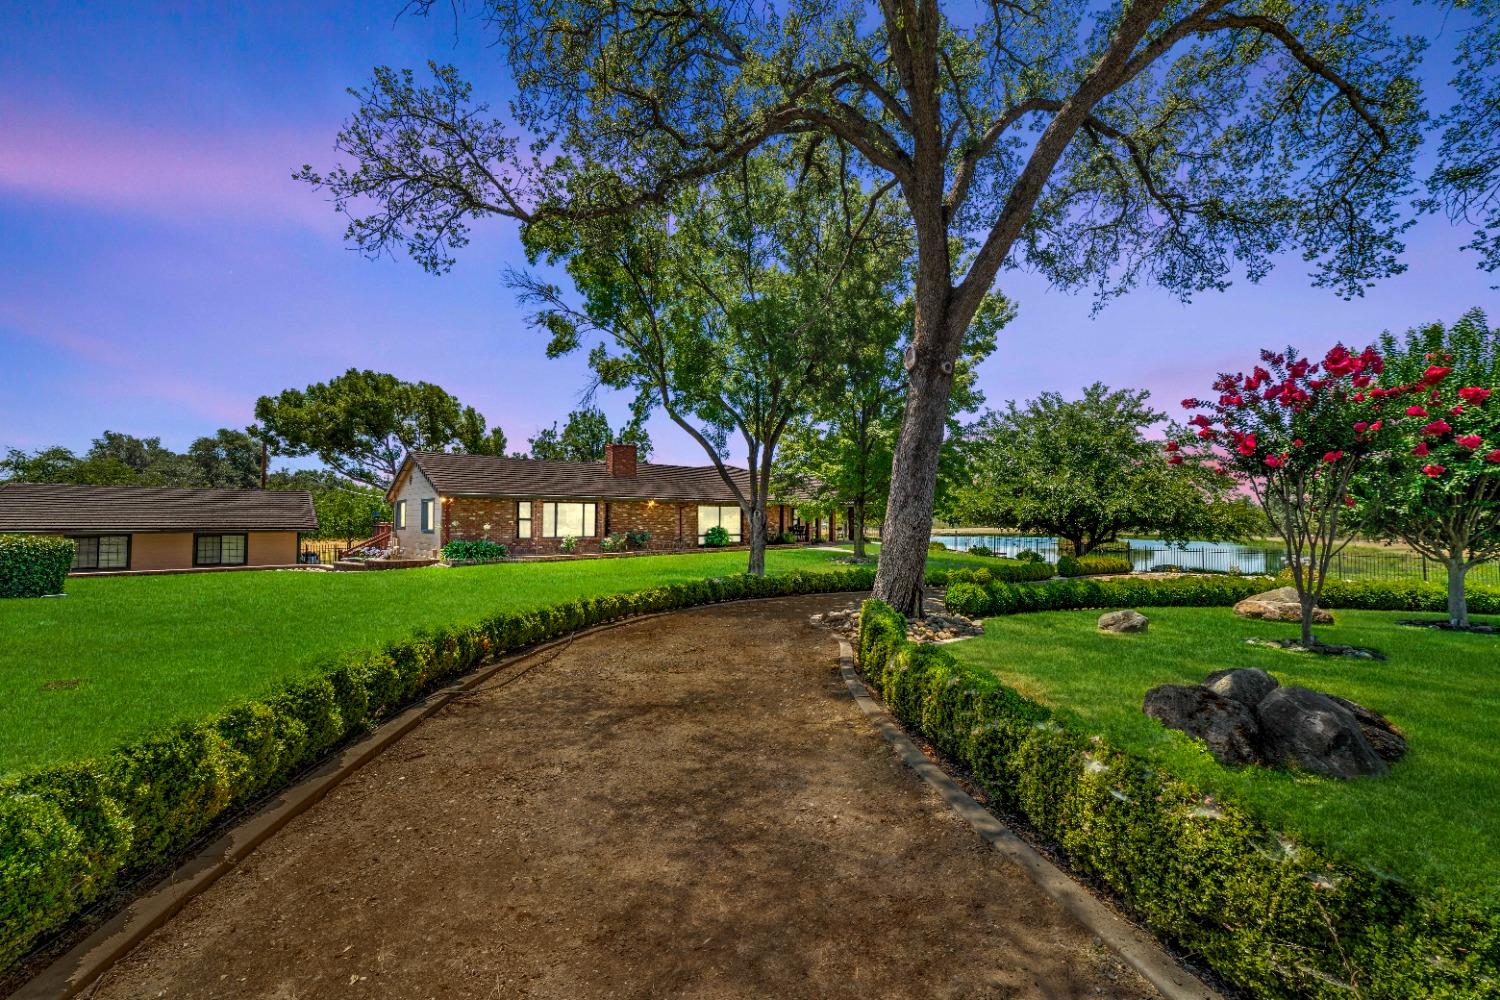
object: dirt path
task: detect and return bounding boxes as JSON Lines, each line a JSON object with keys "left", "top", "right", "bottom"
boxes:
{"left": 93, "top": 595, "right": 1156, "bottom": 1000}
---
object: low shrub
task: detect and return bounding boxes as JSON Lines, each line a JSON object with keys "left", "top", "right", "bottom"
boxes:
{"left": 0, "top": 535, "right": 75, "bottom": 598}
{"left": 1016, "top": 549, "right": 1045, "bottom": 563}
{"left": 601, "top": 532, "right": 629, "bottom": 553}
{"left": 966, "top": 544, "right": 994, "bottom": 557}
{"left": 925, "top": 561, "right": 1054, "bottom": 589}
{"left": 559, "top": 535, "right": 579, "bottom": 554}
{"left": 928, "top": 540, "right": 951, "bottom": 553}
{"left": 1058, "top": 554, "right": 1132, "bottom": 577}
{"left": 0, "top": 565, "right": 877, "bottom": 970}
{"left": 441, "top": 539, "right": 508, "bottom": 563}
{"left": 703, "top": 526, "right": 731, "bottom": 547}
{"left": 857, "top": 594, "right": 1497, "bottom": 999}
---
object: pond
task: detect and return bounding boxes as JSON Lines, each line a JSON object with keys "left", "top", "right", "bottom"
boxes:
{"left": 930, "top": 534, "right": 1287, "bottom": 575}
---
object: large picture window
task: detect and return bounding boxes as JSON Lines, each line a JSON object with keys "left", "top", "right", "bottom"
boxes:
{"left": 541, "top": 501, "right": 596, "bottom": 538}
{"left": 71, "top": 535, "right": 129, "bottom": 571}
{"left": 195, "top": 533, "right": 247, "bottom": 567}
{"left": 697, "top": 505, "right": 742, "bottom": 543}
{"left": 516, "top": 501, "right": 532, "bottom": 539}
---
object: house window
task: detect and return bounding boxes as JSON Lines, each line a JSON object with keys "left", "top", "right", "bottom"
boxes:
{"left": 541, "top": 501, "right": 596, "bottom": 538}
{"left": 516, "top": 501, "right": 532, "bottom": 539}
{"left": 195, "top": 533, "right": 247, "bottom": 567}
{"left": 395, "top": 500, "right": 407, "bottom": 529}
{"left": 697, "top": 505, "right": 742, "bottom": 543}
{"left": 71, "top": 535, "right": 130, "bottom": 571}
{"left": 420, "top": 498, "right": 435, "bottom": 533}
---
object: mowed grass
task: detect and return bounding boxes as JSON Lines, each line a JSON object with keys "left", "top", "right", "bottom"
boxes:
{"left": 0, "top": 544, "right": 999, "bottom": 776}
{"left": 949, "top": 607, "right": 1500, "bottom": 898}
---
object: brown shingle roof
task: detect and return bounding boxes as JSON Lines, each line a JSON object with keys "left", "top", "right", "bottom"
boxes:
{"left": 0, "top": 483, "right": 318, "bottom": 534}
{"left": 405, "top": 451, "right": 757, "bottom": 504}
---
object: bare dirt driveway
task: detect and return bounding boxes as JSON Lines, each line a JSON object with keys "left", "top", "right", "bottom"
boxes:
{"left": 93, "top": 594, "right": 1157, "bottom": 1000}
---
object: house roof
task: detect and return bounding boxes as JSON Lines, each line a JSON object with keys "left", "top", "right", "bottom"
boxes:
{"left": 401, "top": 450, "right": 761, "bottom": 504}
{"left": 0, "top": 483, "right": 319, "bottom": 534}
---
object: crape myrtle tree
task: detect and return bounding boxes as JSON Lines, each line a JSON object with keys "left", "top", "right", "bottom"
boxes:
{"left": 951, "top": 383, "right": 1255, "bottom": 557}
{"left": 528, "top": 406, "right": 652, "bottom": 462}
{"left": 1350, "top": 309, "right": 1500, "bottom": 628}
{"left": 254, "top": 369, "right": 508, "bottom": 489}
{"left": 510, "top": 145, "right": 903, "bottom": 576}
{"left": 300, "top": 0, "right": 1426, "bottom": 612}
{"left": 1177, "top": 345, "right": 1437, "bottom": 648}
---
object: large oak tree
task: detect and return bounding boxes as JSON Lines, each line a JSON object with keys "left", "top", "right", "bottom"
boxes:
{"left": 301, "top": 0, "right": 1426, "bottom": 612}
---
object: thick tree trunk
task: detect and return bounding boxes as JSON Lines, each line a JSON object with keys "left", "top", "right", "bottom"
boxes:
{"left": 873, "top": 311, "right": 958, "bottom": 616}
{"left": 1298, "top": 591, "right": 1316, "bottom": 648}
{"left": 1446, "top": 557, "right": 1470, "bottom": 627}
{"left": 746, "top": 505, "right": 767, "bottom": 577}
{"left": 852, "top": 499, "right": 866, "bottom": 560}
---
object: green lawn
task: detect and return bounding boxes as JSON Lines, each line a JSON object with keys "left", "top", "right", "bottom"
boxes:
{"left": 0, "top": 544, "right": 1003, "bottom": 777}
{"left": 949, "top": 607, "right": 1500, "bottom": 899}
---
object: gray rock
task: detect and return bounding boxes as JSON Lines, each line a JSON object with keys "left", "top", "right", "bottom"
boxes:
{"left": 1143, "top": 684, "right": 1263, "bottom": 767}
{"left": 1098, "top": 610, "right": 1149, "bottom": 633}
{"left": 1326, "top": 695, "right": 1408, "bottom": 762}
{"left": 1204, "top": 667, "right": 1279, "bottom": 708}
{"left": 1256, "top": 687, "right": 1388, "bottom": 779}
{"left": 1233, "top": 586, "right": 1334, "bottom": 625}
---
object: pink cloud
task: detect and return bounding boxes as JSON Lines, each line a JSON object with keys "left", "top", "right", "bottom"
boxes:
{"left": 0, "top": 101, "right": 336, "bottom": 230}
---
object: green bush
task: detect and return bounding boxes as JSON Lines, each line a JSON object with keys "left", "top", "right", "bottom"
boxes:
{"left": 0, "top": 565, "right": 877, "bottom": 970}
{"left": 440, "top": 539, "right": 508, "bottom": 563}
{"left": 703, "top": 525, "right": 731, "bottom": 547}
{"left": 857, "top": 594, "right": 1497, "bottom": 999}
{"left": 0, "top": 535, "right": 75, "bottom": 598}
{"left": 925, "top": 561, "right": 1054, "bottom": 589}
{"left": 1016, "top": 549, "right": 1044, "bottom": 563}
{"left": 966, "top": 544, "right": 994, "bottom": 557}
{"left": 928, "top": 540, "right": 950, "bottom": 553}
{"left": 1059, "top": 554, "right": 1132, "bottom": 577}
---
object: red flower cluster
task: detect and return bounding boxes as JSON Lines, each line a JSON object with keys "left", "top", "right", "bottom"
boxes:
{"left": 1458, "top": 386, "right": 1492, "bottom": 406}
{"left": 1422, "top": 464, "right": 1447, "bottom": 478}
{"left": 1457, "top": 434, "right": 1484, "bottom": 450}
{"left": 1421, "top": 419, "right": 1453, "bottom": 436}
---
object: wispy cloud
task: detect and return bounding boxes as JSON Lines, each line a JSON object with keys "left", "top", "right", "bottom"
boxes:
{"left": 0, "top": 101, "right": 337, "bottom": 230}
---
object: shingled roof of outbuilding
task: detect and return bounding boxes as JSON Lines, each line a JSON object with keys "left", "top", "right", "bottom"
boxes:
{"left": 401, "top": 450, "right": 758, "bottom": 504}
{"left": 0, "top": 483, "right": 318, "bottom": 533}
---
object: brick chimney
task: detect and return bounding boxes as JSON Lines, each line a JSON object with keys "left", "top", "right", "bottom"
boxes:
{"left": 604, "top": 442, "right": 638, "bottom": 478}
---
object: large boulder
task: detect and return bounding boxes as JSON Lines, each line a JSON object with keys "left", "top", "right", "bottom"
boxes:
{"left": 1256, "top": 687, "right": 1388, "bottom": 779}
{"left": 1233, "top": 586, "right": 1334, "bottom": 625}
{"left": 1143, "top": 684, "right": 1263, "bottom": 767}
{"left": 1204, "top": 667, "right": 1279, "bottom": 708}
{"left": 1098, "top": 610, "right": 1149, "bottom": 633}
{"left": 1326, "top": 694, "right": 1408, "bottom": 762}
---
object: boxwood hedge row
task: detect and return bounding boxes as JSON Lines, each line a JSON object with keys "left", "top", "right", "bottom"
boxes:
{"left": 858, "top": 580, "right": 1498, "bottom": 999}
{"left": 0, "top": 535, "right": 75, "bottom": 599}
{"left": 924, "top": 560, "right": 1055, "bottom": 588}
{"left": 1057, "top": 553, "right": 1132, "bottom": 577}
{"left": 0, "top": 566, "right": 876, "bottom": 971}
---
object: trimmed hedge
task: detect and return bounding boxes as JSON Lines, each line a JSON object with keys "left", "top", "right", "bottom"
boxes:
{"left": 859, "top": 583, "right": 1498, "bottom": 999}
{"left": 0, "top": 535, "right": 74, "bottom": 599}
{"left": 925, "top": 561, "right": 1055, "bottom": 589}
{"left": 1057, "top": 553, "right": 1132, "bottom": 577}
{"left": 0, "top": 566, "right": 877, "bottom": 970}
{"left": 441, "top": 539, "right": 508, "bottom": 563}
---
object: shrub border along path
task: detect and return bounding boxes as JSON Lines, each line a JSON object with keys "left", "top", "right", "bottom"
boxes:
{"left": 834, "top": 637, "right": 1220, "bottom": 1000}
{"left": 10, "top": 618, "right": 649, "bottom": 1000}
{"left": 859, "top": 576, "right": 1500, "bottom": 1000}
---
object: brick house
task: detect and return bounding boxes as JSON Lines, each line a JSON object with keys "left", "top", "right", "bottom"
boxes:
{"left": 385, "top": 445, "right": 815, "bottom": 557}
{"left": 0, "top": 482, "right": 317, "bottom": 573}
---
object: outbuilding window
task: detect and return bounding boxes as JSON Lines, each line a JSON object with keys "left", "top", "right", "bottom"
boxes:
{"left": 195, "top": 533, "right": 247, "bottom": 567}
{"left": 71, "top": 535, "right": 130, "bottom": 571}
{"left": 541, "top": 501, "right": 596, "bottom": 538}
{"left": 421, "top": 498, "right": 435, "bottom": 533}
{"left": 395, "top": 500, "right": 407, "bottom": 529}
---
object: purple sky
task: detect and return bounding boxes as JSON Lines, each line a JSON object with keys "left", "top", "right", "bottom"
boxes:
{"left": 2, "top": 4, "right": 1495, "bottom": 466}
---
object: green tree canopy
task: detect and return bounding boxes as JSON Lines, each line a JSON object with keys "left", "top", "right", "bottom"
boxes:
{"left": 528, "top": 406, "right": 652, "bottom": 462}
{"left": 254, "top": 369, "right": 507, "bottom": 489}
{"left": 303, "top": 0, "right": 1429, "bottom": 613}
{"left": 2, "top": 430, "right": 261, "bottom": 489}
{"left": 950, "top": 383, "right": 1255, "bottom": 558}
{"left": 1351, "top": 309, "right": 1500, "bottom": 626}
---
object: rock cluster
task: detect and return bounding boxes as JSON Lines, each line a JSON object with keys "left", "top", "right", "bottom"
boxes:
{"left": 1233, "top": 586, "right": 1334, "bottom": 625}
{"left": 808, "top": 604, "right": 983, "bottom": 644}
{"left": 1143, "top": 668, "right": 1406, "bottom": 779}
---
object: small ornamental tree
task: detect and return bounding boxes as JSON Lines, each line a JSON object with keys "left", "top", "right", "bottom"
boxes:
{"left": 1178, "top": 345, "right": 1409, "bottom": 648}
{"left": 1350, "top": 310, "right": 1500, "bottom": 628}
